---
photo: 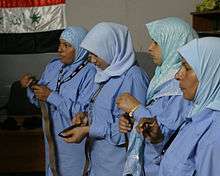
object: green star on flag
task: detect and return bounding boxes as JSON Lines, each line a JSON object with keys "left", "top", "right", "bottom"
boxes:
{"left": 30, "top": 12, "right": 41, "bottom": 24}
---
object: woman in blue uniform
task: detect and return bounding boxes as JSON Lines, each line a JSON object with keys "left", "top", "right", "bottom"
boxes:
{"left": 62, "top": 22, "right": 150, "bottom": 176}
{"left": 25, "top": 26, "right": 96, "bottom": 176}
{"left": 116, "top": 17, "right": 198, "bottom": 176}
{"left": 159, "top": 37, "right": 220, "bottom": 176}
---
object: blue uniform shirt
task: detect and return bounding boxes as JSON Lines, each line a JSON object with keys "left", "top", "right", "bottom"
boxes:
{"left": 27, "top": 58, "right": 96, "bottom": 176}
{"left": 159, "top": 108, "right": 220, "bottom": 176}
{"left": 133, "top": 86, "right": 192, "bottom": 176}
{"left": 87, "top": 65, "right": 149, "bottom": 176}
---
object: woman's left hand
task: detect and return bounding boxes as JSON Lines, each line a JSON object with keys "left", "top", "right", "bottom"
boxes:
{"left": 116, "top": 92, "right": 140, "bottom": 113}
{"left": 136, "top": 117, "right": 164, "bottom": 144}
{"left": 32, "top": 85, "right": 51, "bottom": 102}
{"left": 63, "top": 126, "right": 89, "bottom": 143}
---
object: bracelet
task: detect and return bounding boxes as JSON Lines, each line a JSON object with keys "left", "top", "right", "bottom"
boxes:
{"left": 128, "top": 104, "right": 140, "bottom": 117}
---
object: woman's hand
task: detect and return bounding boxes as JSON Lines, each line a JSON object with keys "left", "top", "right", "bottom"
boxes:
{"left": 116, "top": 92, "right": 141, "bottom": 113}
{"left": 72, "top": 112, "right": 88, "bottom": 127}
{"left": 63, "top": 126, "right": 89, "bottom": 143}
{"left": 20, "top": 74, "right": 33, "bottom": 88}
{"left": 32, "top": 85, "right": 51, "bottom": 102}
{"left": 136, "top": 117, "right": 164, "bottom": 144}
{"left": 119, "top": 114, "right": 133, "bottom": 133}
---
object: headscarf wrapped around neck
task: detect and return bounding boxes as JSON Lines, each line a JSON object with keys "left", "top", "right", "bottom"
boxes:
{"left": 80, "top": 22, "right": 135, "bottom": 83}
{"left": 60, "top": 26, "right": 88, "bottom": 64}
{"left": 178, "top": 37, "right": 220, "bottom": 116}
{"left": 146, "top": 17, "right": 198, "bottom": 103}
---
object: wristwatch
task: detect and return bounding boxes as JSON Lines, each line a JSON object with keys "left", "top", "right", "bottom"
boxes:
{"left": 128, "top": 105, "right": 140, "bottom": 117}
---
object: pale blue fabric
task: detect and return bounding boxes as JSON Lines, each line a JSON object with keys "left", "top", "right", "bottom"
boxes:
{"left": 126, "top": 84, "right": 192, "bottom": 176}
{"left": 123, "top": 121, "right": 145, "bottom": 176}
{"left": 79, "top": 22, "right": 149, "bottom": 176}
{"left": 178, "top": 37, "right": 220, "bottom": 116}
{"left": 80, "top": 22, "right": 135, "bottom": 83}
{"left": 60, "top": 26, "right": 88, "bottom": 63}
{"left": 159, "top": 109, "right": 220, "bottom": 176}
{"left": 27, "top": 26, "right": 96, "bottom": 176}
{"left": 125, "top": 17, "right": 197, "bottom": 176}
{"left": 134, "top": 93, "right": 192, "bottom": 176}
{"left": 146, "top": 17, "right": 198, "bottom": 103}
{"left": 86, "top": 65, "right": 149, "bottom": 176}
{"left": 159, "top": 37, "right": 220, "bottom": 176}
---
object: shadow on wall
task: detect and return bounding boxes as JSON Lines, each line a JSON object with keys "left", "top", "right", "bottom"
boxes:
{"left": 0, "top": 52, "right": 156, "bottom": 106}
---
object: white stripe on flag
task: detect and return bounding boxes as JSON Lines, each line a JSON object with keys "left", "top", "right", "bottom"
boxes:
{"left": 0, "top": 4, "right": 66, "bottom": 33}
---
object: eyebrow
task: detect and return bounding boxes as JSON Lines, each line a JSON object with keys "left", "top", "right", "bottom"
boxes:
{"left": 90, "top": 52, "right": 98, "bottom": 57}
{"left": 59, "top": 40, "right": 71, "bottom": 46}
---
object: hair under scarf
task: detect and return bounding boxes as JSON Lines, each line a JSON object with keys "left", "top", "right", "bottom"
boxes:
{"left": 80, "top": 22, "right": 135, "bottom": 83}
{"left": 60, "top": 26, "right": 88, "bottom": 64}
{"left": 146, "top": 17, "right": 198, "bottom": 103}
{"left": 178, "top": 37, "right": 220, "bottom": 116}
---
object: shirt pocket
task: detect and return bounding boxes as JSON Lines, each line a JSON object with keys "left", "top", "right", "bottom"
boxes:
{"left": 175, "top": 160, "right": 195, "bottom": 176}
{"left": 161, "top": 153, "right": 195, "bottom": 176}
{"left": 93, "top": 98, "right": 114, "bottom": 124}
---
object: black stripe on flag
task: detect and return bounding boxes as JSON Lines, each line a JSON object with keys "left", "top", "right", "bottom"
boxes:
{"left": 0, "top": 29, "right": 64, "bottom": 54}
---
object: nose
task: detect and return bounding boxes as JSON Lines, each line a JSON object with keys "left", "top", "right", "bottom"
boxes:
{"left": 58, "top": 44, "right": 63, "bottom": 53}
{"left": 175, "top": 68, "right": 183, "bottom": 80}
{"left": 90, "top": 57, "right": 97, "bottom": 64}
{"left": 88, "top": 55, "right": 96, "bottom": 64}
{"left": 147, "top": 42, "right": 155, "bottom": 53}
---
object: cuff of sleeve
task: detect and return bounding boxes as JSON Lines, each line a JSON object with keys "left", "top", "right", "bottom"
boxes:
{"left": 47, "top": 91, "right": 63, "bottom": 107}
{"left": 133, "top": 104, "right": 152, "bottom": 121}
{"left": 89, "top": 122, "right": 106, "bottom": 139}
{"left": 27, "top": 87, "right": 34, "bottom": 98}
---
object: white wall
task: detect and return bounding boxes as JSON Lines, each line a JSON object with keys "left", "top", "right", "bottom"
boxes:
{"left": 66, "top": 0, "right": 198, "bottom": 51}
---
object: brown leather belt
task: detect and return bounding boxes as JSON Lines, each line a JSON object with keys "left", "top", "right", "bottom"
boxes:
{"left": 39, "top": 101, "right": 58, "bottom": 176}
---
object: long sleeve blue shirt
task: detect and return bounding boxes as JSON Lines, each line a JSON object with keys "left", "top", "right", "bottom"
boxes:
{"left": 27, "top": 58, "right": 96, "bottom": 176}
{"left": 133, "top": 85, "right": 192, "bottom": 176}
{"left": 87, "top": 65, "right": 149, "bottom": 176}
{"left": 159, "top": 108, "right": 220, "bottom": 176}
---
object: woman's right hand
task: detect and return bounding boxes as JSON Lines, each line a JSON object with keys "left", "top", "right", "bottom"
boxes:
{"left": 72, "top": 112, "right": 88, "bottom": 127}
{"left": 119, "top": 114, "right": 133, "bottom": 133}
{"left": 20, "top": 74, "right": 33, "bottom": 88}
{"left": 116, "top": 92, "right": 140, "bottom": 113}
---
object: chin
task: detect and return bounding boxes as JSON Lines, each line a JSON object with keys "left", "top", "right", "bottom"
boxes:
{"left": 183, "top": 93, "right": 194, "bottom": 101}
{"left": 61, "top": 59, "right": 72, "bottom": 65}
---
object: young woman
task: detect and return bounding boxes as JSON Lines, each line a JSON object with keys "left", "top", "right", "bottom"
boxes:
{"left": 25, "top": 26, "right": 96, "bottom": 176}
{"left": 116, "top": 17, "right": 198, "bottom": 176}
{"left": 62, "top": 22, "right": 150, "bottom": 176}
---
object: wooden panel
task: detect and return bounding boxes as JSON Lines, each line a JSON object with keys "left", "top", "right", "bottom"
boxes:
{"left": 192, "top": 15, "right": 214, "bottom": 31}
{"left": 0, "top": 128, "right": 45, "bottom": 173}
{"left": 191, "top": 10, "right": 220, "bottom": 37}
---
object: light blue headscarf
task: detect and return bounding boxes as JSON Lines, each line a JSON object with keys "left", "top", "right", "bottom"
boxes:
{"left": 60, "top": 26, "right": 88, "bottom": 63}
{"left": 146, "top": 17, "right": 198, "bottom": 103}
{"left": 124, "top": 17, "right": 197, "bottom": 176}
{"left": 80, "top": 22, "right": 135, "bottom": 83}
{"left": 178, "top": 37, "right": 220, "bottom": 116}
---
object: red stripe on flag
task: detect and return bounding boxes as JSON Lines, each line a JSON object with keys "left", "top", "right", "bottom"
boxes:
{"left": 0, "top": 0, "right": 65, "bottom": 8}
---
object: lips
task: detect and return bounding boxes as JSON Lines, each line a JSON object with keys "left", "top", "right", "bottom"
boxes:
{"left": 59, "top": 54, "right": 65, "bottom": 59}
{"left": 180, "top": 87, "right": 185, "bottom": 92}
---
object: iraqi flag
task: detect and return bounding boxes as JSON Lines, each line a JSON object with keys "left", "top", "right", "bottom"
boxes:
{"left": 0, "top": 0, "right": 66, "bottom": 54}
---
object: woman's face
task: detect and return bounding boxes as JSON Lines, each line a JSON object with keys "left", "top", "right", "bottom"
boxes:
{"left": 175, "top": 59, "right": 199, "bottom": 100}
{"left": 147, "top": 40, "right": 162, "bottom": 66}
{"left": 88, "top": 53, "right": 109, "bottom": 70}
{"left": 58, "top": 39, "right": 75, "bottom": 64}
